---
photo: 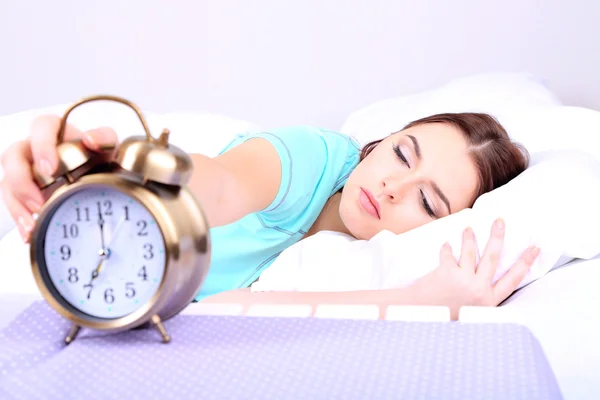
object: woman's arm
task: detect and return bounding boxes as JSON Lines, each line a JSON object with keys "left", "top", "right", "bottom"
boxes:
{"left": 198, "top": 224, "right": 538, "bottom": 321}
{"left": 188, "top": 138, "right": 282, "bottom": 227}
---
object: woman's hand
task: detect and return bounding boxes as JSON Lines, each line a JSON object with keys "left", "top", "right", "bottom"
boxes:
{"left": 0, "top": 115, "right": 118, "bottom": 242}
{"left": 409, "top": 218, "right": 540, "bottom": 320}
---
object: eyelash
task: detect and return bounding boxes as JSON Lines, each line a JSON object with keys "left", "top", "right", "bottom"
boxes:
{"left": 392, "top": 143, "right": 409, "bottom": 167}
{"left": 392, "top": 144, "right": 437, "bottom": 219}
{"left": 420, "top": 190, "right": 436, "bottom": 218}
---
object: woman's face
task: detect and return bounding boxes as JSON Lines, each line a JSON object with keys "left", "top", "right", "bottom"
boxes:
{"left": 340, "top": 122, "right": 479, "bottom": 240}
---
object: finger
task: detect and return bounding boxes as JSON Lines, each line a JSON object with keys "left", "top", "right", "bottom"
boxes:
{"left": 30, "top": 115, "right": 84, "bottom": 176}
{"left": 477, "top": 218, "right": 505, "bottom": 282}
{"left": 81, "top": 127, "right": 118, "bottom": 151}
{"left": 492, "top": 246, "right": 540, "bottom": 304}
{"left": 1, "top": 140, "right": 44, "bottom": 214}
{"left": 458, "top": 227, "right": 477, "bottom": 270}
{"left": 1, "top": 183, "right": 35, "bottom": 243}
{"left": 439, "top": 242, "right": 457, "bottom": 267}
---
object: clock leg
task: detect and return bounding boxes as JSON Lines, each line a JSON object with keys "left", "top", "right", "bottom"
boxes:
{"left": 64, "top": 324, "right": 81, "bottom": 345}
{"left": 151, "top": 315, "right": 171, "bottom": 344}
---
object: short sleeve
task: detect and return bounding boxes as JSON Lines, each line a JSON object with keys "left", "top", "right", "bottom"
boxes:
{"left": 218, "top": 126, "right": 360, "bottom": 226}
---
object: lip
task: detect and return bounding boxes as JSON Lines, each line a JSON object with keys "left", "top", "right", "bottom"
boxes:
{"left": 359, "top": 188, "right": 381, "bottom": 219}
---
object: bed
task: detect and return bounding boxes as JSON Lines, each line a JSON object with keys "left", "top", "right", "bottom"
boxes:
{"left": 1, "top": 251, "right": 599, "bottom": 399}
{"left": 1, "top": 71, "right": 600, "bottom": 399}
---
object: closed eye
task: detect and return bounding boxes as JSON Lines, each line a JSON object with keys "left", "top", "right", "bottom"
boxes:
{"left": 420, "top": 190, "right": 437, "bottom": 219}
{"left": 394, "top": 143, "right": 437, "bottom": 218}
{"left": 393, "top": 144, "right": 410, "bottom": 168}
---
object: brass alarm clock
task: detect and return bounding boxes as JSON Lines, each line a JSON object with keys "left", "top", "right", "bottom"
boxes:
{"left": 29, "top": 95, "right": 211, "bottom": 344}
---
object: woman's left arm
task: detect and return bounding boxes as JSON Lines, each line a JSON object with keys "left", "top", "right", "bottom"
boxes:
{"left": 198, "top": 220, "right": 539, "bottom": 320}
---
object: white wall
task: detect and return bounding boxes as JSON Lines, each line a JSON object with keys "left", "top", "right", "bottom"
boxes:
{"left": 1, "top": 0, "right": 599, "bottom": 129}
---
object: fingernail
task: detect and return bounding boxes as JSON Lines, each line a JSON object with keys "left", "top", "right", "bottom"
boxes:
{"left": 25, "top": 199, "right": 42, "bottom": 213}
{"left": 443, "top": 242, "right": 451, "bottom": 251}
{"left": 494, "top": 218, "right": 505, "bottom": 231}
{"left": 18, "top": 215, "right": 34, "bottom": 233}
{"left": 38, "top": 159, "right": 53, "bottom": 176}
{"left": 20, "top": 230, "right": 29, "bottom": 243}
{"left": 463, "top": 227, "right": 473, "bottom": 239}
{"left": 83, "top": 132, "right": 97, "bottom": 149}
{"left": 526, "top": 246, "right": 540, "bottom": 262}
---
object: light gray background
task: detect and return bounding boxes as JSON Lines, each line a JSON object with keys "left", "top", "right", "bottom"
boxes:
{"left": 1, "top": 0, "right": 599, "bottom": 129}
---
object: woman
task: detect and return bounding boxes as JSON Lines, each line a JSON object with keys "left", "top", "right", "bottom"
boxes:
{"left": 0, "top": 112, "right": 538, "bottom": 319}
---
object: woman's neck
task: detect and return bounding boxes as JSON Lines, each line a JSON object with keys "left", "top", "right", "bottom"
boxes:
{"left": 304, "top": 192, "right": 352, "bottom": 239}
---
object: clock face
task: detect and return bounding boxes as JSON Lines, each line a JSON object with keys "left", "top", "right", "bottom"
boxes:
{"left": 41, "top": 186, "right": 166, "bottom": 319}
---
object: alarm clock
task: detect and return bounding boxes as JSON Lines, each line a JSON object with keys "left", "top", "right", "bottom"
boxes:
{"left": 29, "top": 95, "right": 211, "bottom": 344}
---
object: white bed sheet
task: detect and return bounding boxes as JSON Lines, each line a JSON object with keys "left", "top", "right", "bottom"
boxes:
{"left": 461, "top": 256, "right": 600, "bottom": 400}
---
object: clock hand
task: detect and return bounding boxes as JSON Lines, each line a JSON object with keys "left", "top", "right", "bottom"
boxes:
{"left": 84, "top": 258, "right": 104, "bottom": 299}
{"left": 93, "top": 249, "right": 109, "bottom": 276}
{"left": 97, "top": 201, "right": 106, "bottom": 251}
{"left": 88, "top": 248, "right": 109, "bottom": 282}
{"left": 84, "top": 215, "right": 127, "bottom": 301}
{"left": 89, "top": 216, "right": 126, "bottom": 281}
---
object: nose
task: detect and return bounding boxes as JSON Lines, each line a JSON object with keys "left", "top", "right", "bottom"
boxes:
{"left": 382, "top": 176, "right": 413, "bottom": 202}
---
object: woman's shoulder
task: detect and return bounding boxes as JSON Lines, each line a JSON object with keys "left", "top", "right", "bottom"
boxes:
{"left": 261, "top": 125, "right": 360, "bottom": 172}
{"left": 253, "top": 126, "right": 361, "bottom": 164}
{"left": 242, "top": 126, "right": 360, "bottom": 217}
{"left": 224, "top": 125, "right": 360, "bottom": 170}
{"left": 268, "top": 125, "right": 360, "bottom": 147}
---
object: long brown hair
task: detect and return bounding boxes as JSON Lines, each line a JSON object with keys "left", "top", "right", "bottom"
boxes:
{"left": 360, "top": 113, "right": 529, "bottom": 204}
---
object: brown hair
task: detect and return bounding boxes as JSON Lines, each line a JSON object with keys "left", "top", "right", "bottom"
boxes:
{"left": 360, "top": 113, "right": 529, "bottom": 205}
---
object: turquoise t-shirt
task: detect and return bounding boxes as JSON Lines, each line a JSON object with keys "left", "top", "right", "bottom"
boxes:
{"left": 194, "top": 126, "right": 360, "bottom": 301}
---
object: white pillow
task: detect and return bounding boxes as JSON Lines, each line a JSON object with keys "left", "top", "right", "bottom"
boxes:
{"left": 496, "top": 105, "right": 600, "bottom": 162}
{"left": 252, "top": 71, "right": 600, "bottom": 295}
{"left": 0, "top": 103, "right": 71, "bottom": 168}
{"left": 0, "top": 101, "right": 261, "bottom": 169}
{"left": 251, "top": 149, "right": 600, "bottom": 293}
{"left": 340, "top": 71, "right": 561, "bottom": 145}
{"left": 153, "top": 111, "right": 262, "bottom": 156}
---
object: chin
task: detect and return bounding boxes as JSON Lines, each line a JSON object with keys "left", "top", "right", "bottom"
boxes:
{"left": 339, "top": 207, "right": 376, "bottom": 240}
{"left": 351, "top": 227, "right": 378, "bottom": 241}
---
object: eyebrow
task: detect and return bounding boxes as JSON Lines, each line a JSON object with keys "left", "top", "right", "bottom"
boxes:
{"left": 407, "top": 134, "right": 452, "bottom": 214}
{"left": 407, "top": 135, "right": 421, "bottom": 159}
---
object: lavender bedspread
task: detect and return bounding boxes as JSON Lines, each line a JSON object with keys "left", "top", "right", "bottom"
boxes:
{"left": 0, "top": 301, "right": 562, "bottom": 399}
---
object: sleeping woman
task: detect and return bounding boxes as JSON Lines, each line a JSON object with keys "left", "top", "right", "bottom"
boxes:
{"left": 0, "top": 112, "right": 538, "bottom": 319}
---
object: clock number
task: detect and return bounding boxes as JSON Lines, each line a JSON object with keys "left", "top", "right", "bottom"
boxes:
{"left": 104, "top": 200, "right": 113, "bottom": 215}
{"left": 123, "top": 205, "right": 130, "bottom": 221}
{"left": 143, "top": 243, "right": 154, "bottom": 259}
{"left": 137, "top": 220, "right": 148, "bottom": 236}
{"left": 104, "top": 288, "right": 115, "bottom": 304}
{"left": 138, "top": 265, "right": 148, "bottom": 281}
{"left": 75, "top": 207, "right": 90, "bottom": 222}
{"left": 62, "top": 224, "right": 79, "bottom": 239}
{"left": 97, "top": 200, "right": 113, "bottom": 216}
{"left": 125, "top": 282, "right": 136, "bottom": 298}
{"left": 60, "top": 245, "right": 71, "bottom": 261}
{"left": 67, "top": 267, "right": 78, "bottom": 283}
{"left": 83, "top": 283, "right": 93, "bottom": 299}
